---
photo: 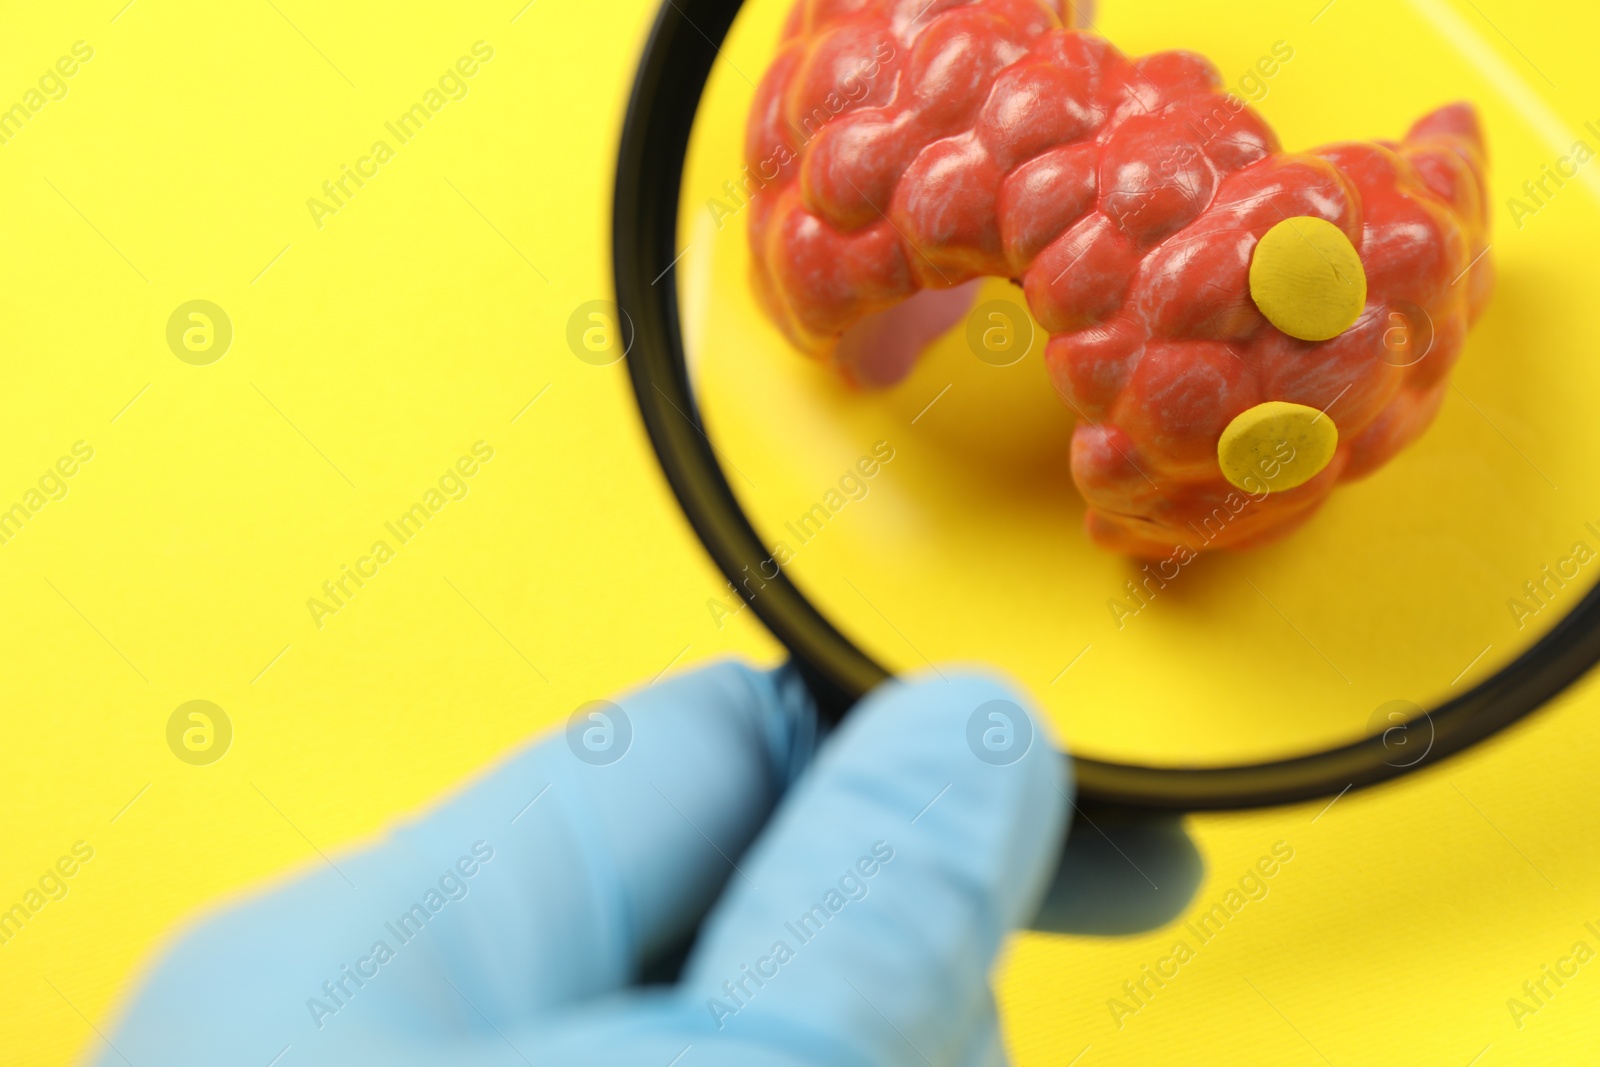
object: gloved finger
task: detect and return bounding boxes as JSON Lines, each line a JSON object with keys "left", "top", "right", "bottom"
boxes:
{"left": 92, "top": 661, "right": 817, "bottom": 1065}
{"left": 259, "top": 987, "right": 1005, "bottom": 1067}
{"left": 952, "top": 988, "right": 1006, "bottom": 1067}
{"left": 133, "top": 981, "right": 1009, "bottom": 1067}
{"left": 533, "top": 985, "right": 1007, "bottom": 1067}
{"left": 253, "top": 990, "right": 834, "bottom": 1067}
{"left": 678, "top": 670, "right": 1069, "bottom": 1066}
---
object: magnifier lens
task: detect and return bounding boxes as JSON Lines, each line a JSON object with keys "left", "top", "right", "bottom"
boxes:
{"left": 663, "top": 0, "right": 1598, "bottom": 777}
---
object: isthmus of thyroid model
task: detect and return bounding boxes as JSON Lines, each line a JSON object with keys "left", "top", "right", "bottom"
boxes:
{"left": 743, "top": 0, "right": 1492, "bottom": 557}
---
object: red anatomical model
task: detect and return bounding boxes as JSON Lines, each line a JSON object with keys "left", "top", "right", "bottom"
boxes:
{"left": 744, "top": 0, "right": 1492, "bottom": 556}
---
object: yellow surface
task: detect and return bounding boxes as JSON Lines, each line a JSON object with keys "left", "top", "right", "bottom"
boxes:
{"left": 1249, "top": 216, "right": 1369, "bottom": 341}
{"left": 3, "top": 1, "right": 1600, "bottom": 1065}
{"left": 1217, "top": 401, "right": 1339, "bottom": 492}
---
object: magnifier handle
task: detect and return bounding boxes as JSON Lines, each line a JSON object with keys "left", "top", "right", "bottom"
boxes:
{"left": 790, "top": 656, "right": 861, "bottom": 729}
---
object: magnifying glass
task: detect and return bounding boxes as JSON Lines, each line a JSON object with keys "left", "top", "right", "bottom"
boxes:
{"left": 612, "top": 0, "right": 1600, "bottom": 810}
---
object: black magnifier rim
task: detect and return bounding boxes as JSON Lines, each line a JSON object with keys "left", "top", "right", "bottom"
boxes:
{"left": 612, "top": 0, "right": 1600, "bottom": 810}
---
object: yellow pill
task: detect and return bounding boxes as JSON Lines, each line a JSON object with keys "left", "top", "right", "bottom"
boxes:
{"left": 1249, "top": 217, "right": 1367, "bottom": 342}
{"left": 1218, "top": 401, "right": 1338, "bottom": 493}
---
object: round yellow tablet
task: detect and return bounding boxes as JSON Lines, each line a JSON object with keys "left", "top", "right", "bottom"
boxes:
{"left": 1218, "top": 401, "right": 1338, "bottom": 493}
{"left": 1249, "top": 217, "right": 1367, "bottom": 342}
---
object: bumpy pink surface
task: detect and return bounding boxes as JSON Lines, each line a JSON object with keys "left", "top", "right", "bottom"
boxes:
{"left": 745, "top": 0, "right": 1493, "bottom": 556}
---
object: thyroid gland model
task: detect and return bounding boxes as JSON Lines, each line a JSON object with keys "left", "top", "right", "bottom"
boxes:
{"left": 742, "top": 0, "right": 1492, "bottom": 556}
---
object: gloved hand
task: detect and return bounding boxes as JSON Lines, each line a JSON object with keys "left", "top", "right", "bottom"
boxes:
{"left": 90, "top": 661, "right": 1069, "bottom": 1066}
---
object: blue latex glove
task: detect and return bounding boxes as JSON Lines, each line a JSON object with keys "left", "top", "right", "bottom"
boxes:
{"left": 90, "top": 661, "right": 1069, "bottom": 1066}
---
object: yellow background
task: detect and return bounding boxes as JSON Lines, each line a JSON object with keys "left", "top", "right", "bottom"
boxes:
{"left": 0, "top": 0, "right": 1596, "bottom": 1064}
